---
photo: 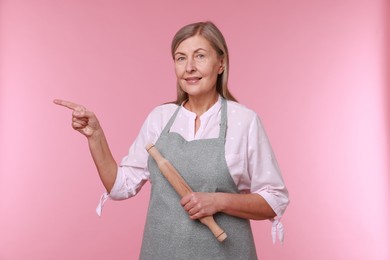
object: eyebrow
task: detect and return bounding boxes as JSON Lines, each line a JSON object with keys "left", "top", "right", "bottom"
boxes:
{"left": 174, "top": 48, "right": 207, "bottom": 57}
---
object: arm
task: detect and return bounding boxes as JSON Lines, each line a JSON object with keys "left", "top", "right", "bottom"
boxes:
{"left": 181, "top": 192, "right": 276, "bottom": 220}
{"left": 216, "top": 193, "right": 276, "bottom": 220}
{"left": 53, "top": 99, "right": 117, "bottom": 192}
{"left": 181, "top": 112, "right": 288, "bottom": 222}
{"left": 87, "top": 128, "right": 117, "bottom": 192}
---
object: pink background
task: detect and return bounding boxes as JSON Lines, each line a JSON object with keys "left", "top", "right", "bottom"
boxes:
{"left": 1, "top": 0, "right": 389, "bottom": 259}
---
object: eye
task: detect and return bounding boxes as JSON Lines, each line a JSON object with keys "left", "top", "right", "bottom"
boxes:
{"left": 196, "top": 54, "right": 205, "bottom": 59}
{"left": 175, "top": 56, "right": 186, "bottom": 62}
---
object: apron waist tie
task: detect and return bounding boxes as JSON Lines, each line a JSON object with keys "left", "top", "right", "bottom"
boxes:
{"left": 271, "top": 217, "right": 285, "bottom": 244}
{"left": 96, "top": 192, "right": 109, "bottom": 216}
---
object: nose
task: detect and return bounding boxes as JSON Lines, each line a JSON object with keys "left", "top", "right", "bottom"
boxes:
{"left": 185, "top": 58, "right": 196, "bottom": 73}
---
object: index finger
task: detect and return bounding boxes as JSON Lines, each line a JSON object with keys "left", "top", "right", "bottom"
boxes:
{"left": 180, "top": 193, "right": 193, "bottom": 206}
{"left": 53, "top": 99, "right": 83, "bottom": 111}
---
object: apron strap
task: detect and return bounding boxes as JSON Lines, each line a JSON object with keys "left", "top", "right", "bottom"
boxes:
{"left": 218, "top": 98, "right": 228, "bottom": 141}
{"left": 161, "top": 104, "right": 181, "bottom": 134}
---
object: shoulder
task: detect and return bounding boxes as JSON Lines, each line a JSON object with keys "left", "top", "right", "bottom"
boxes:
{"left": 226, "top": 100, "right": 258, "bottom": 124}
{"left": 145, "top": 103, "right": 179, "bottom": 128}
{"left": 149, "top": 103, "right": 178, "bottom": 116}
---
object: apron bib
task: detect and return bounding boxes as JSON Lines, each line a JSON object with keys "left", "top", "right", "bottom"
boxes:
{"left": 140, "top": 98, "right": 258, "bottom": 260}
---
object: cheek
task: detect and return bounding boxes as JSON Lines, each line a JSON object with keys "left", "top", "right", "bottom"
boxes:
{"left": 205, "top": 61, "right": 220, "bottom": 75}
{"left": 174, "top": 65, "right": 184, "bottom": 78}
{"left": 206, "top": 65, "right": 220, "bottom": 79}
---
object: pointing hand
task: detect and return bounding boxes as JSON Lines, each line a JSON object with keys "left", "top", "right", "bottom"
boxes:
{"left": 53, "top": 99, "right": 101, "bottom": 138}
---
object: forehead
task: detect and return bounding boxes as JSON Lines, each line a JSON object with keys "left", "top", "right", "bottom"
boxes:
{"left": 175, "top": 35, "right": 214, "bottom": 53}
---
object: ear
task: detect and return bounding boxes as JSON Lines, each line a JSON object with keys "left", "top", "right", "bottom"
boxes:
{"left": 218, "top": 59, "right": 225, "bottom": 74}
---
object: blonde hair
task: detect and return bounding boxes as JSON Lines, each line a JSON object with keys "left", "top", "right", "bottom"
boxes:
{"left": 171, "top": 21, "right": 237, "bottom": 104}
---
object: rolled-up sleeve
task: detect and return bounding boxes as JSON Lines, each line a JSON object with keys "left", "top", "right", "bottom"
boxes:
{"left": 110, "top": 127, "right": 152, "bottom": 200}
{"left": 247, "top": 114, "right": 289, "bottom": 243}
{"left": 248, "top": 114, "right": 289, "bottom": 216}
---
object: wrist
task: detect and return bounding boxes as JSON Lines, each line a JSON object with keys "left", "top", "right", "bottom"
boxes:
{"left": 87, "top": 127, "right": 104, "bottom": 141}
{"left": 215, "top": 193, "right": 228, "bottom": 213}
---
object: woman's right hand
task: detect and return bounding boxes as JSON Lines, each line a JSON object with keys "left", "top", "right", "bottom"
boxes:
{"left": 53, "top": 99, "right": 101, "bottom": 138}
{"left": 54, "top": 99, "right": 117, "bottom": 193}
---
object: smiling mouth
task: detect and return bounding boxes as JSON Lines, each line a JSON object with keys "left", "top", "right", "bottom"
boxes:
{"left": 185, "top": 77, "right": 202, "bottom": 83}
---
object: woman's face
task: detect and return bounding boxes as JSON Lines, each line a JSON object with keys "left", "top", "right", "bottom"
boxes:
{"left": 174, "top": 35, "right": 224, "bottom": 99}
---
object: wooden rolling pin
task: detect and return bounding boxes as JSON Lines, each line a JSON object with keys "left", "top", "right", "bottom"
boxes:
{"left": 146, "top": 144, "right": 227, "bottom": 242}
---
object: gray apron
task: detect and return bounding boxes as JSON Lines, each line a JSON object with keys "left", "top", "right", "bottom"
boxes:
{"left": 140, "top": 98, "right": 258, "bottom": 260}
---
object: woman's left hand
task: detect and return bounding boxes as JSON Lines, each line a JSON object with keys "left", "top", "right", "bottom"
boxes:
{"left": 180, "top": 192, "right": 221, "bottom": 220}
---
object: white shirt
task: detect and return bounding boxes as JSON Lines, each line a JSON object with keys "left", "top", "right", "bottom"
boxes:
{"left": 97, "top": 96, "right": 289, "bottom": 243}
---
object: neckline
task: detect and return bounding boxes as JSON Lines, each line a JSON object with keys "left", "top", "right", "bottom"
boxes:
{"left": 162, "top": 97, "right": 228, "bottom": 141}
{"left": 181, "top": 95, "right": 221, "bottom": 119}
{"left": 180, "top": 95, "right": 221, "bottom": 121}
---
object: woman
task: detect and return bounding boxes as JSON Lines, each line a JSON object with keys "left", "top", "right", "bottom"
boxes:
{"left": 54, "top": 21, "right": 289, "bottom": 260}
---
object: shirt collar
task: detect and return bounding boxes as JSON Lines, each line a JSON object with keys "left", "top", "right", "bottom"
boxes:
{"left": 180, "top": 95, "right": 222, "bottom": 120}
